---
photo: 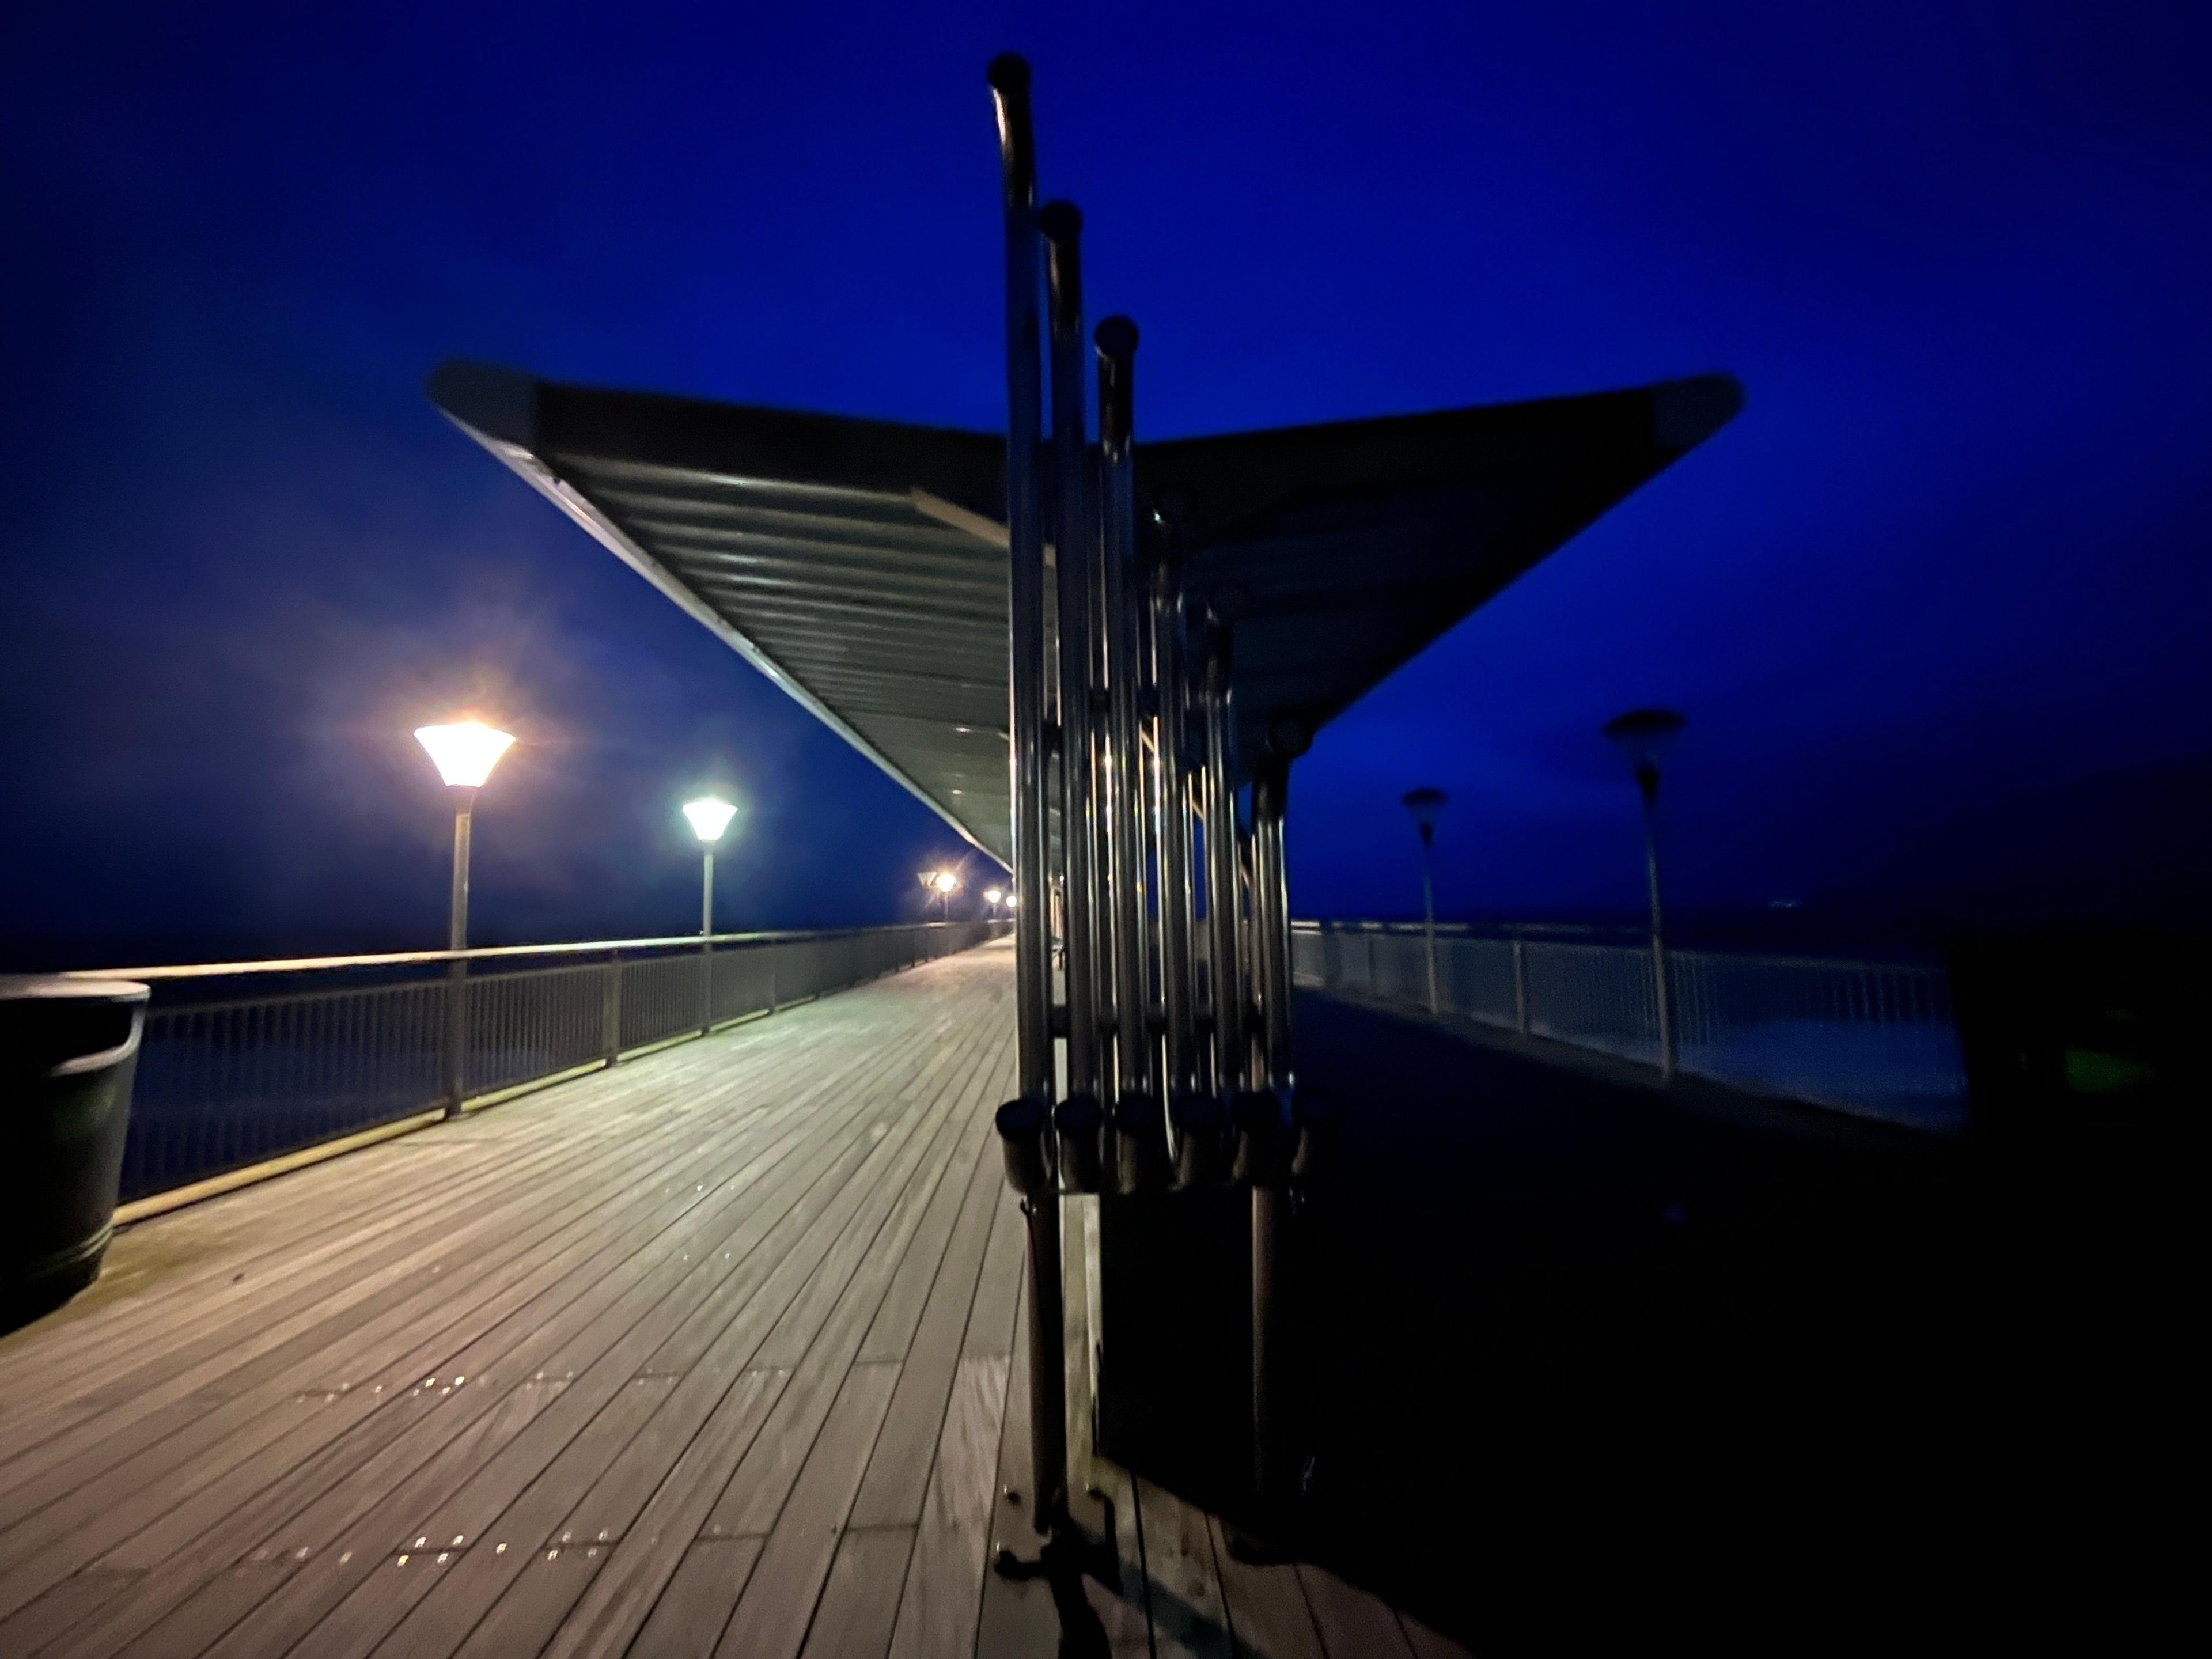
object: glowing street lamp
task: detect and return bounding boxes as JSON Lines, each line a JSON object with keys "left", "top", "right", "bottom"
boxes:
{"left": 919, "top": 869, "right": 960, "bottom": 919}
{"left": 681, "top": 798, "right": 740, "bottom": 936}
{"left": 983, "top": 886, "right": 1005, "bottom": 918}
{"left": 1603, "top": 708, "right": 1687, "bottom": 1080}
{"left": 1401, "top": 787, "right": 1447, "bottom": 1014}
{"left": 414, "top": 721, "right": 516, "bottom": 956}
{"left": 683, "top": 797, "right": 739, "bottom": 1034}
{"left": 415, "top": 719, "right": 514, "bottom": 1112}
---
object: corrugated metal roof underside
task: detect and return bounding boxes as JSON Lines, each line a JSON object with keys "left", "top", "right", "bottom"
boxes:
{"left": 429, "top": 362, "right": 1740, "bottom": 866}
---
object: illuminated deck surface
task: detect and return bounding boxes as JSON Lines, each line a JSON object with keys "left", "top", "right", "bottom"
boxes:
{"left": 0, "top": 941, "right": 1461, "bottom": 1659}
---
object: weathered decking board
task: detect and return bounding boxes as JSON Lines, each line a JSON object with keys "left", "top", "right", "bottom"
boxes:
{"left": 0, "top": 941, "right": 1456, "bottom": 1658}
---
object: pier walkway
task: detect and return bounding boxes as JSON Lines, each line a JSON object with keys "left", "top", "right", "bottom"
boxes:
{"left": 0, "top": 941, "right": 1458, "bottom": 1659}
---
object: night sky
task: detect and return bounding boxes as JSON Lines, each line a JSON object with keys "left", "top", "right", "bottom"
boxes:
{"left": 4, "top": 2, "right": 2208, "bottom": 967}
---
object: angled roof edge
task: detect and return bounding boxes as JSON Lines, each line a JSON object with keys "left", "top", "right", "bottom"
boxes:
{"left": 429, "top": 361, "right": 1004, "bottom": 866}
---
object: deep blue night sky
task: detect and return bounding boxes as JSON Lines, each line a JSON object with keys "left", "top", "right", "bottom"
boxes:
{"left": 3, "top": 2, "right": 2208, "bottom": 966}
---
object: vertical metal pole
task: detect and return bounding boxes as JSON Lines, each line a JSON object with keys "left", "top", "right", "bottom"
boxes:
{"left": 1419, "top": 825, "right": 1438, "bottom": 1015}
{"left": 1152, "top": 554, "right": 1196, "bottom": 1099}
{"left": 1248, "top": 756, "right": 1296, "bottom": 1504}
{"left": 700, "top": 850, "right": 715, "bottom": 1033}
{"left": 444, "top": 791, "right": 473, "bottom": 1117}
{"left": 1201, "top": 627, "right": 1242, "bottom": 1097}
{"left": 1041, "top": 204, "right": 1100, "bottom": 1101}
{"left": 1512, "top": 933, "right": 1530, "bottom": 1034}
{"left": 988, "top": 52, "right": 1065, "bottom": 1536}
{"left": 1096, "top": 317, "right": 1152, "bottom": 1105}
{"left": 1639, "top": 767, "right": 1675, "bottom": 1081}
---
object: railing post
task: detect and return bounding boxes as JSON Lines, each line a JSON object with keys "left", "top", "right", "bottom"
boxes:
{"left": 1512, "top": 934, "right": 1530, "bottom": 1035}
{"left": 602, "top": 951, "right": 624, "bottom": 1066}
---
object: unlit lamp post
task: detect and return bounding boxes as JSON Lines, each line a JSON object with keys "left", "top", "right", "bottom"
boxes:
{"left": 1603, "top": 708, "right": 1686, "bottom": 1081}
{"left": 414, "top": 720, "right": 516, "bottom": 1113}
{"left": 683, "top": 798, "right": 739, "bottom": 1033}
{"left": 1401, "top": 787, "right": 1447, "bottom": 1013}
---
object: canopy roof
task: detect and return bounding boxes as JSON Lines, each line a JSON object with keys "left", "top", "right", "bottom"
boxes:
{"left": 429, "top": 362, "right": 1740, "bottom": 865}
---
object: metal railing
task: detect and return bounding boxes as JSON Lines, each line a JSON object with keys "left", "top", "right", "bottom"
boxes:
{"left": 1293, "top": 921, "right": 1968, "bottom": 1131}
{"left": 67, "top": 921, "right": 1005, "bottom": 1202}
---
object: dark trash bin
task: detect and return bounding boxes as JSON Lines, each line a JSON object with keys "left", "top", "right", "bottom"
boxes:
{"left": 2, "top": 975, "right": 150, "bottom": 1316}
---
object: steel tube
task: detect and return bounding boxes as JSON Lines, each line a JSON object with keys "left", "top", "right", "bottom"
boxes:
{"left": 988, "top": 51, "right": 1066, "bottom": 1538}
{"left": 1041, "top": 203, "right": 1101, "bottom": 1101}
{"left": 1200, "top": 627, "right": 1243, "bottom": 1096}
{"left": 1251, "top": 757, "right": 1294, "bottom": 1089}
{"left": 1247, "top": 755, "right": 1296, "bottom": 1506}
{"left": 1152, "top": 551, "right": 1197, "bottom": 1100}
{"left": 1096, "top": 316, "right": 1152, "bottom": 1103}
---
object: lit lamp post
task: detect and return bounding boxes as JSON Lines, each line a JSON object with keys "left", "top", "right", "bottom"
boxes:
{"left": 983, "top": 885, "right": 1005, "bottom": 919}
{"left": 414, "top": 720, "right": 516, "bottom": 1113}
{"left": 1401, "top": 787, "right": 1447, "bottom": 1014}
{"left": 683, "top": 798, "right": 739, "bottom": 1033}
{"left": 1603, "top": 708, "right": 1687, "bottom": 1081}
{"left": 918, "top": 869, "right": 960, "bottom": 919}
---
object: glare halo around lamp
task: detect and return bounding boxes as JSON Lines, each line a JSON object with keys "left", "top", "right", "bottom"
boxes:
{"left": 414, "top": 719, "right": 514, "bottom": 1113}
{"left": 919, "top": 868, "right": 960, "bottom": 918}
{"left": 983, "top": 885, "right": 1005, "bottom": 918}
{"left": 1601, "top": 708, "right": 1687, "bottom": 1080}
{"left": 1400, "top": 787, "right": 1448, "bottom": 1014}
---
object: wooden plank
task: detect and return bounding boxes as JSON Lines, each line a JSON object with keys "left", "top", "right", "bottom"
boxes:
{"left": 0, "top": 949, "right": 1047, "bottom": 1659}
{"left": 1296, "top": 1564, "right": 1417, "bottom": 1659}
{"left": 450, "top": 1540, "right": 607, "bottom": 1659}
{"left": 364, "top": 1375, "right": 679, "bottom": 1659}
{"left": 711, "top": 1362, "right": 902, "bottom": 1658}
{"left": 884, "top": 1354, "right": 1008, "bottom": 1659}
{"left": 627, "top": 1537, "right": 762, "bottom": 1659}
{"left": 535, "top": 1369, "right": 788, "bottom": 1659}
{"left": 6, "top": 1078, "right": 844, "bottom": 1622}
{"left": 1136, "top": 1478, "right": 1235, "bottom": 1659}
{"left": 846, "top": 1134, "right": 1005, "bottom": 1528}
{"left": 796, "top": 1527, "right": 915, "bottom": 1659}
{"left": 1206, "top": 1516, "right": 1326, "bottom": 1659}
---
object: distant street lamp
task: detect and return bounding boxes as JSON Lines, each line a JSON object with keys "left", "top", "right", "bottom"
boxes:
{"left": 1401, "top": 787, "right": 1447, "bottom": 1014}
{"left": 919, "top": 869, "right": 960, "bottom": 919}
{"left": 415, "top": 719, "right": 515, "bottom": 1112}
{"left": 683, "top": 798, "right": 739, "bottom": 1034}
{"left": 1603, "top": 708, "right": 1687, "bottom": 1081}
{"left": 983, "top": 886, "right": 1005, "bottom": 918}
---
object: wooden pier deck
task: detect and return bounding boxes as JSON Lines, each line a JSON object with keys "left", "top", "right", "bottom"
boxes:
{"left": 0, "top": 941, "right": 1460, "bottom": 1659}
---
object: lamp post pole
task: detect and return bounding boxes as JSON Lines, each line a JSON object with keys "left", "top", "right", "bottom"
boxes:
{"left": 415, "top": 720, "right": 516, "bottom": 1119}
{"left": 681, "top": 799, "right": 738, "bottom": 1037}
{"left": 1603, "top": 710, "right": 1685, "bottom": 1082}
{"left": 1636, "top": 765, "right": 1672, "bottom": 1080}
{"left": 445, "top": 789, "right": 475, "bottom": 1112}
{"left": 1402, "top": 788, "right": 1446, "bottom": 1016}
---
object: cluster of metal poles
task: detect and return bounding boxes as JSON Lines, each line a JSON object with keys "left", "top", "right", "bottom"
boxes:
{"left": 987, "top": 55, "right": 1323, "bottom": 1544}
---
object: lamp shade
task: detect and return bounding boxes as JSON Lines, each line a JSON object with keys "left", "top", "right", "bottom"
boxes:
{"left": 415, "top": 721, "right": 515, "bottom": 789}
{"left": 933, "top": 871, "right": 960, "bottom": 894}
{"left": 1602, "top": 708, "right": 1687, "bottom": 773}
{"left": 1400, "top": 787, "right": 1447, "bottom": 832}
{"left": 681, "top": 798, "right": 739, "bottom": 844}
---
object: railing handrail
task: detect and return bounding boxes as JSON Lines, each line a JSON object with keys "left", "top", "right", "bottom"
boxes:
{"left": 60, "top": 919, "right": 976, "bottom": 983}
{"left": 1292, "top": 918, "right": 1942, "bottom": 978}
